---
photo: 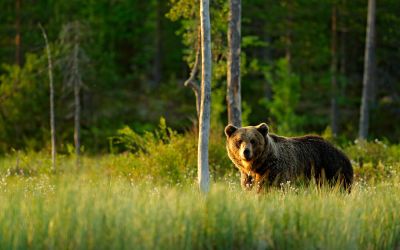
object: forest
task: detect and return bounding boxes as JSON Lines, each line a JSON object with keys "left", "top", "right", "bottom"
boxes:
{"left": 0, "top": 0, "right": 400, "bottom": 249}
{"left": 0, "top": 0, "right": 399, "bottom": 153}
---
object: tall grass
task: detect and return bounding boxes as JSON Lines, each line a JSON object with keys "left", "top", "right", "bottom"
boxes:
{"left": 0, "top": 174, "right": 399, "bottom": 249}
{"left": 1, "top": 125, "right": 400, "bottom": 249}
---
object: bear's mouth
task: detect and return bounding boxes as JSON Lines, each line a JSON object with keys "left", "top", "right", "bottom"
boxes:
{"left": 241, "top": 159, "right": 254, "bottom": 169}
{"left": 242, "top": 156, "right": 252, "bottom": 162}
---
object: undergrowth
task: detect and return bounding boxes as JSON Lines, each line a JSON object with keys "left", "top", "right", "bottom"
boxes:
{"left": 1, "top": 121, "right": 400, "bottom": 249}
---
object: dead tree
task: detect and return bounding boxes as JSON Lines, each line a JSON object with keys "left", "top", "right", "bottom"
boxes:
{"left": 198, "top": 0, "right": 211, "bottom": 193}
{"left": 359, "top": 0, "right": 376, "bottom": 140}
{"left": 72, "top": 41, "right": 81, "bottom": 167}
{"left": 331, "top": 4, "right": 339, "bottom": 136}
{"left": 39, "top": 23, "right": 56, "bottom": 172}
{"left": 227, "top": 0, "right": 242, "bottom": 127}
{"left": 61, "top": 21, "right": 87, "bottom": 167}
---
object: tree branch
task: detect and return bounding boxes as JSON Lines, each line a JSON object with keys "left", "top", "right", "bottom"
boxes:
{"left": 184, "top": 28, "right": 201, "bottom": 118}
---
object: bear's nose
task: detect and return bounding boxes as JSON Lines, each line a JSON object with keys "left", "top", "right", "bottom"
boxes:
{"left": 243, "top": 148, "right": 251, "bottom": 160}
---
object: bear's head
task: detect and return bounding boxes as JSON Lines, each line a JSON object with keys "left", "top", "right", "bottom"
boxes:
{"left": 224, "top": 123, "right": 269, "bottom": 170}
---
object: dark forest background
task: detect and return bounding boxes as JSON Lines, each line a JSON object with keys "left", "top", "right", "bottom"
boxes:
{"left": 0, "top": 0, "right": 399, "bottom": 153}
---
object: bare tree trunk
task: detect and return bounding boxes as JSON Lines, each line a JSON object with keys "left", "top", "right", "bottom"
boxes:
{"left": 359, "top": 0, "right": 376, "bottom": 140}
{"left": 330, "top": 4, "right": 339, "bottom": 136}
{"left": 284, "top": 0, "right": 293, "bottom": 65}
{"left": 15, "top": 0, "right": 21, "bottom": 66}
{"left": 153, "top": 0, "right": 162, "bottom": 87}
{"left": 73, "top": 43, "right": 81, "bottom": 166}
{"left": 227, "top": 0, "right": 242, "bottom": 127}
{"left": 198, "top": 0, "right": 211, "bottom": 193}
{"left": 39, "top": 24, "right": 56, "bottom": 172}
{"left": 339, "top": 0, "right": 346, "bottom": 82}
{"left": 339, "top": 0, "right": 347, "bottom": 101}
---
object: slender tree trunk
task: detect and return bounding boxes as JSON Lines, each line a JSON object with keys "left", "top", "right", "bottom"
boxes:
{"left": 284, "top": 0, "right": 293, "bottom": 65}
{"left": 198, "top": 0, "right": 211, "bottom": 193}
{"left": 359, "top": 0, "right": 376, "bottom": 140}
{"left": 73, "top": 43, "right": 81, "bottom": 166}
{"left": 339, "top": 0, "right": 347, "bottom": 104}
{"left": 330, "top": 4, "right": 339, "bottom": 136}
{"left": 15, "top": 0, "right": 21, "bottom": 66}
{"left": 227, "top": 0, "right": 242, "bottom": 127}
{"left": 339, "top": 0, "right": 346, "bottom": 82}
{"left": 39, "top": 24, "right": 56, "bottom": 172}
{"left": 153, "top": 0, "right": 162, "bottom": 86}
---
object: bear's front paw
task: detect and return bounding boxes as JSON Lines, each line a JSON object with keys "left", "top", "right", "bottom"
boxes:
{"left": 241, "top": 173, "right": 254, "bottom": 191}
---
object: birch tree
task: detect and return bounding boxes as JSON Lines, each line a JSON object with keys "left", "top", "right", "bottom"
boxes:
{"left": 359, "top": 0, "right": 376, "bottom": 140}
{"left": 227, "top": 0, "right": 242, "bottom": 127}
{"left": 198, "top": 0, "right": 211, "bottom": 193}
{"left": 39, "top": 24, "right": 56, "bottom": 172}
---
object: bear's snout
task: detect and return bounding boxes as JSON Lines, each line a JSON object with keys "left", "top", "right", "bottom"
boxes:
{"left": 240, "top": 145, "right": 253, "bottom": 161}
{"left": 243, "top": 148, "right": 251, "bottom": 160}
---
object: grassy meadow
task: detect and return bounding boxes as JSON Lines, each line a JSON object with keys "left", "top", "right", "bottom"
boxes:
{"left": 1, "top": 0, "right": 399, "bottom": 248}
{"left": 0, "top": 128, "right": 400, "bottom": 249}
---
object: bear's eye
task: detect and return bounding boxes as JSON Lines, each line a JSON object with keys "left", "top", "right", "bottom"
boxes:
{"left": 250, "top": 139, "right": 256, "bottom": 145}
{"left": 236, "top": 140, "right": 242, "bottom": 147}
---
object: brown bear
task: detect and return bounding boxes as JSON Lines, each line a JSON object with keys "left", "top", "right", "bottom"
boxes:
{"left": 225, "top": 123, "right": 353, "bottom": 192}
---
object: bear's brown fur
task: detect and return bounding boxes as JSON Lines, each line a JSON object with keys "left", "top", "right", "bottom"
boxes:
{"left": 225, "top": 123, "right": 353, "bottom": 192}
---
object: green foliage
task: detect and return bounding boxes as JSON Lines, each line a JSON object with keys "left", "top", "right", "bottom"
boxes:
{"left": 0, "top": 54, "right": 48, "bottom": 152}
{"left": 337, "top": 140, "right": 400, "bottom": 182}
{"left": 0, "top": 0, "right": 400, "bottom": 152}
{"left": 260, "top": 58, "right": 303, "bottom": 134}
{"left": 241, "top": 101, "right": 252, "bottom": 126}
{"left": 345, "top": 139, "right": 400, "bottom": 166}
{"left": 1, "top": 134, "right": 399, "bottom": 248}
{"left": 210, "top": 86, "right": 226, "bottom": 129}
{"left": 109, "top": 119, "right": 234, "bottom": 184}
{"left": 4, "top": 123, "right": 400, "bottom": 185}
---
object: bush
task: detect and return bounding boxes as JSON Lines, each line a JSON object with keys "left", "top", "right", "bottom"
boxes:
{"left": 109, "top": 118, "right": 235, "bottom": 185}
{"left": 345, "top": 139, "right": 400, "bottom": 166}
{"left": 344, "top": 140, "right": 400, "bottom": 182}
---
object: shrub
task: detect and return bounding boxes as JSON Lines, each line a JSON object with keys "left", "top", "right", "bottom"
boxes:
{"left": 109, "top": 118, "right": 235, "bottom": 185}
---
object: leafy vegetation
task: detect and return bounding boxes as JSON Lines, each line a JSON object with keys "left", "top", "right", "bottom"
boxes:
{"left": 1, "top": 0, "right": 400, "bottom": 153}
{"left": 0, "top": 0, "right": 400, "bottom": 248}
{"left": 1, "top": 122, "right": 400, "bottom": 248}
{"left": 2, "top": 122, "right": 400, "bottom": 184}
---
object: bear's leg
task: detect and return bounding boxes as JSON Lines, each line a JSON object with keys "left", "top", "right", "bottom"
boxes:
{"left": 240, "top": 171, "right": 254, "bottom": 190}
{"left": 254, "top": 171, "right": 269, "bottom": 193}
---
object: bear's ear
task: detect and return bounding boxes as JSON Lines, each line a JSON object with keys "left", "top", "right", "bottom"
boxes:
{"left": 225, "top": 124, "right": 238, "bottom": 137}
{"left": 256, "top": 123, "right": 269, "bottom": 136}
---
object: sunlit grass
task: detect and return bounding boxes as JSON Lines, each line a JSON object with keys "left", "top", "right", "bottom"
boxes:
{"left": 0, "top": 173, "right": 399, "bottom": 249}
{"left": 1, "top": 136, "right": 400, "bottom": 249}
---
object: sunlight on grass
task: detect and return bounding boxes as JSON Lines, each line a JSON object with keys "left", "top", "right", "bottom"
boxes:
{"left": 0, "top": 174, "right": 399, "bottom": 249}
{"left": 1, "top": 137, "right": 400, "bottom": 249}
